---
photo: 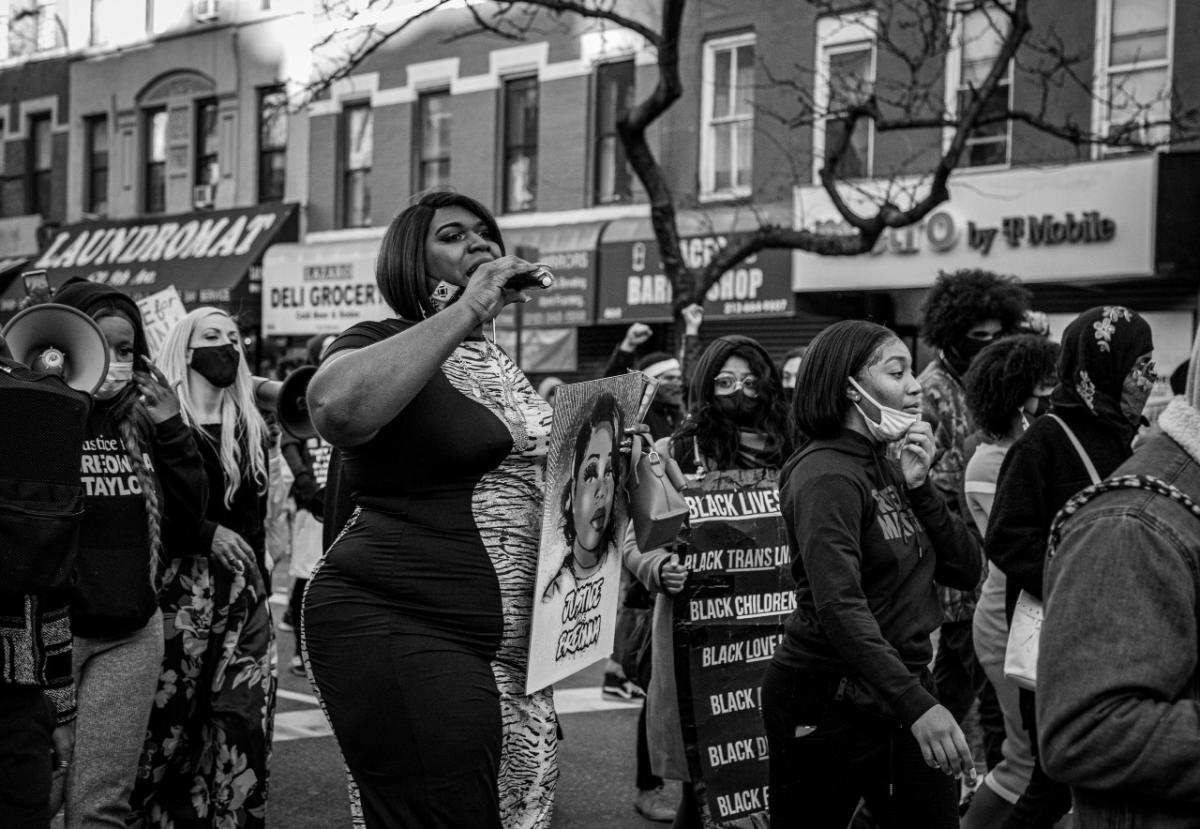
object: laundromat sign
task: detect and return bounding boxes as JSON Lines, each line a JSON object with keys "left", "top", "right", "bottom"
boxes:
{"left": 597, "top": 234, "right": 794, "bottom": 323}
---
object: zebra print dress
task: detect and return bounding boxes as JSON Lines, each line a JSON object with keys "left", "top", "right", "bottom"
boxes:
{"left": 443, "top": 339, "right": 559, "bottom": 829}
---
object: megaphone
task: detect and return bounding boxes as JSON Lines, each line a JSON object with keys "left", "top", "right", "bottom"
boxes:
{"left": 1, "top": 303, "right": 110, "bottom": 395}
{"left": 253, "top": 365, "right": 317, "bottom": 440}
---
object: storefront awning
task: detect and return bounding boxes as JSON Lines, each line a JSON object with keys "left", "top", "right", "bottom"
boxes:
{"left": 596, "top": 205, "right": 795, "bottom": 324}
{"left": 0, "top": 204, "right": 299, "bottom": 320}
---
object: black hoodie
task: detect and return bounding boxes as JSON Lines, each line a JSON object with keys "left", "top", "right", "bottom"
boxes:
{"left": 772, "top": 429, "right": 982, "bottom": 726}
{"left": 54, "top": 280, "right": 208, "bottom": 637}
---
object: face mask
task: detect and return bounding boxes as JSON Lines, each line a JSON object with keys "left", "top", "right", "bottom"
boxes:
{"left": 190, "top": 344, "right": 240, "bottom": 388}
{"left": 1120, "top": 361, "right": 1156, "bottom": 428}
{"left": 714, "top": 390, "right": 761, "bottom": 426}
{"left": 848, "top": 376, "right": 919, "bottom": 442}
{"left": 946, "top": 338, "right": 991, "bottom": 375}
{"left": 94, "top": 360, "right": 134, "bottom": 401}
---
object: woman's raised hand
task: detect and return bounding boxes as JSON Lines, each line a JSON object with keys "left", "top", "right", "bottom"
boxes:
{"left": 899, "top": 420, "right": 935, "bottom": 489}
{"left": 135, "top": 359, "right": 182, "bottom": 425}
{"left": 459, "top": 254, "right": 541, "bottom": 323}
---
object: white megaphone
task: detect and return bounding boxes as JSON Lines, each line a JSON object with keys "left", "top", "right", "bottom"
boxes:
{"left": 252, "top": 365, "right": 317, "bottom": 440}
{"left": 1, "top": 303, "right": 110, "bottom": 395}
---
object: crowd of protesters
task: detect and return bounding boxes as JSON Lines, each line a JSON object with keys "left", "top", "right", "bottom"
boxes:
{"left": 2, "top": 186, "right": 1198, "bottom": 829}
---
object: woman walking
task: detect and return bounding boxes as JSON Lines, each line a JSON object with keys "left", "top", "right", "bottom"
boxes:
{"left": 129, "top": 307, "right": 277, "bottom": 829}
{"left": 762, "top": 320, "right": 983, "bottom": 828}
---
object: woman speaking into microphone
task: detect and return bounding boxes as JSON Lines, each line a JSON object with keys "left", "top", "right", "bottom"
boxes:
{"left": 303, "top": 190, "right": 558, "bottom": 829}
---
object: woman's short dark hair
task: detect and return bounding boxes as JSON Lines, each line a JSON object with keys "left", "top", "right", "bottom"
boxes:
{"left": 793, "top": 320, "right": 898, "bottom": 440}
{"left": 920, "top": 269, "right": 1031, "bottom": 350}
{"left": 375, "top": 191, "right": 505, "bottom": 319}
{"left": 560, "top": 392, "right": 624, "bottom": 552}
{"left": 964, "top": 334, "right": 1060, "bottom": 437}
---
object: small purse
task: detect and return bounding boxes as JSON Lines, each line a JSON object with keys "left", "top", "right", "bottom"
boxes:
{"left": 1003, "top": 414, "right": 1099, "bottom": 691}
{"left": 625, "top": 434, "right": 690, "bottom": 552}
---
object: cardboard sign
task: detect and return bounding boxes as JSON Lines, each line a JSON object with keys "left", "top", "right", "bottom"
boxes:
{"left": 673, "top": 468, "right": 793, "bottom": 828}
{"left": 136, "top": 286, "right": 188, "bottom": 360}
{"left": 525, "top": 372, "right": 649, "bottom": 694}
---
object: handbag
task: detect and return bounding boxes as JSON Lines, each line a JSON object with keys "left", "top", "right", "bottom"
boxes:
{"left": 1003, "top": 414, "right": 1100, "bottom": 690}
{"left": 625, "top": 433, "right": 690, "bottom": 552}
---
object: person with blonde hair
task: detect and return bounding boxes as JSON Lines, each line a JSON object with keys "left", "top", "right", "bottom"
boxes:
{"left": 128, "top": 307, "right": 277, "bottom": 829}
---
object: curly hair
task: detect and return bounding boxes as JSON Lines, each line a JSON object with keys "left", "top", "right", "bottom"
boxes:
{"left": 963, "top": 334, "right": 1060, "bottom": 438}
{"left": 920, "top": 269, "right": 1032, "bottom": 350}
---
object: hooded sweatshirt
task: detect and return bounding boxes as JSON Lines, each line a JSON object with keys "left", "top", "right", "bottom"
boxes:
{"left": 54, "top": 279, "right": 208, "bottom": 637}
{"left": 772, "top": 429, "right": 983, "bottom": 726}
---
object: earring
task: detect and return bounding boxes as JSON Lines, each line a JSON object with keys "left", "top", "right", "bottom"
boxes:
{"left": 847, "top": 390, "right": 860, "bottom": 401}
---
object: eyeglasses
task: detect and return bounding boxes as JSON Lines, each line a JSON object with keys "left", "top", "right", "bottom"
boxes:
{"left": 713, "top": 372, "right": 760, "bottom": 397}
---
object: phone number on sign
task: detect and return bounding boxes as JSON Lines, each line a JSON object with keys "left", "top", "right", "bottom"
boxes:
{"left": 722, "top": 299, "right": 789, "bottom": 315}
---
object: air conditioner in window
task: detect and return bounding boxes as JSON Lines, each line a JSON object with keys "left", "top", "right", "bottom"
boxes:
{"left": 192, "top": 184, "right": 216, "bottom": 209}
{"left": 194, "top": 0, "right": 219, "bottom": 22}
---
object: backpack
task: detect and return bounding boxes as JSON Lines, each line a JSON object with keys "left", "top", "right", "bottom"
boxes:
{"left": 0, "top": 358, "right": 90, "bottom": 593}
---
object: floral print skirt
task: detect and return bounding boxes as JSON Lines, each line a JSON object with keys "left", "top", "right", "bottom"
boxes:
{"left": 128, "top": 556, "right": 277, "bottom": 828}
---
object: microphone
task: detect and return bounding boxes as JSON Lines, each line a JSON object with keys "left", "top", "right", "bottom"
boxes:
{"left": 506, "top": 266, "right": 554, "bottom": 291}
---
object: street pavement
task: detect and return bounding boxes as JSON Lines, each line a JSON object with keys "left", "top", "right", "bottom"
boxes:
{"left": 267, "top": 587, "right": 671, "bottom": 828}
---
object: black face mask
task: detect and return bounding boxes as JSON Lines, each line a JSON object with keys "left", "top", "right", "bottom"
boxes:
{"left": 948, "top": 338, "right": 990, "bottom": 375}
{"left": 190, "top": 344, "right": 240, "bottom": 388}
{"left": 714, "top": 391, "right": 761, "bottom": 426}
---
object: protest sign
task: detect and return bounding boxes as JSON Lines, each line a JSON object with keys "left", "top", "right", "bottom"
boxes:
{"left": 526, "top": 372, "right": 648, "bottom": 694}
{"left": 673, "top": 467, "right": 793, "bottom": 828}
{"left": 136, "top": 286, "right": 188, "bottom": 360}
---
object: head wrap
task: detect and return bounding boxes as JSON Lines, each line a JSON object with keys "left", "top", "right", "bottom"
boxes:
{"left": 1051, "top": 305, "right": 1153, "bottom": 440}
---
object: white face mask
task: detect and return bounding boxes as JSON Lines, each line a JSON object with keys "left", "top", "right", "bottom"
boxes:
{"left": 94, "top": 360, "right": 134, "bottom": 401}
{"left": 848, "top": 376, "right": 919, "bottom": 442}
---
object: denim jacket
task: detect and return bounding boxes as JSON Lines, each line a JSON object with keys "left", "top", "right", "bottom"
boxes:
{"left": 1038, "top": 400, "right": 1200, "bottom": 828}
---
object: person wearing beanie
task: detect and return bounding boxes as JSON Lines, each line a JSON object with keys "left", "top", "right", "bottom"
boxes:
{"left": 1036, "top": 326, "right": 1199, "bottom": 828}
{"left": 51, "top": 279, "right": 208, "bottom": 828}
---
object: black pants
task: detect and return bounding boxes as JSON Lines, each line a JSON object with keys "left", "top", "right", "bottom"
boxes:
{"left": 0, "top": 686, "right": 54, "bottom": 829}
{"left": 288, "top": 576, "right": 307, "bottom": 651}
{"left": 305, "top": 591, "right": 502, "bottom": 828}
{"left": 761, "top": 663, "right": 959, "bottom": 829}
{"left": 1001, "top": 690, "right": 1071, "bottom": 829}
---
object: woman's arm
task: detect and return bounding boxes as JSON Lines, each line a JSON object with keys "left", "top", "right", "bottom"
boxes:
{"left": 907, "top": 479, "right": 983, "bottom": 592}
{"left": 307, "top": 255, "right": 538, "bottom": 447}
{"left": 152, "top": 414, "right": 209, "bottom": 554}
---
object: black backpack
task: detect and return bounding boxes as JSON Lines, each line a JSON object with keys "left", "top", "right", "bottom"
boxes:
{"left": 0, "top": 357, "right": 90, "bottom": 593}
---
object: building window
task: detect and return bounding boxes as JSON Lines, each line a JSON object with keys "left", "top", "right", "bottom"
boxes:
{"left": 954, "top": 3, "right": 1012, "bottom": 168}
{"left": 28, "top": 113, "right": 51, "bottom": 216}
{"left": 502, "top": 76, "right": 538, "bottom": 213}
{"left": 813, "top": 15, "right": 877, "bottom": 183}
{"left": 415, "top": 90, "right": 451, "bottom": 192}
{"left": 341, "top": 102, "right": 372, "bottom": 227}
{"left": 84, "top": 114, "right": 108, "bottom": 215}
{"left": 195, "top": 98, "right": 219, "bottom": 190}
{"left": 144, "top": 107, "right": 167, "bottom": 214}
{"left": 258, "top": 86, "right": 287, "bottom": 203}
{"left": 594, "top": 60, "right": 634, "bottom": 205}
{"left": 701, "top": 34, "right": 754, "bottom": 197}
{"left": 1099, "top": 0, "right": 1173, "bottom": 150}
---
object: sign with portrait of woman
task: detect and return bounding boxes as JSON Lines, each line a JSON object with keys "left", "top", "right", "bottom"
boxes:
{"left": 525, "top": 372, "right": 648, "bottom": 694}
